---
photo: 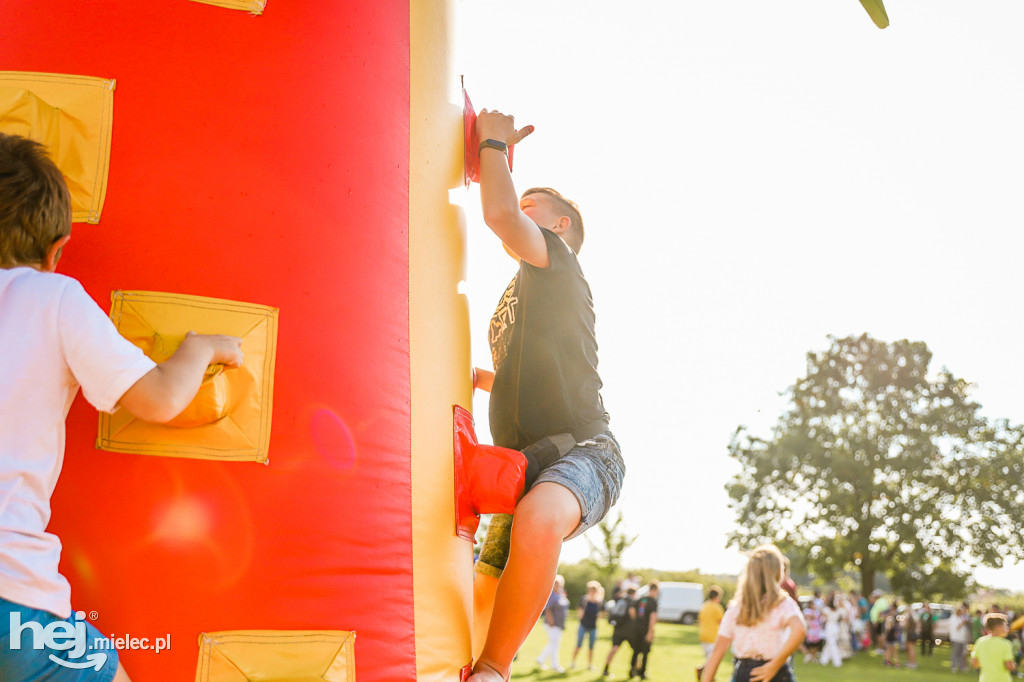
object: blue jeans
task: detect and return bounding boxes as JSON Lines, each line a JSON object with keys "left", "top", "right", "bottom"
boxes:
{"left": 0, "top": 596, "right": 119, "bottom": 681}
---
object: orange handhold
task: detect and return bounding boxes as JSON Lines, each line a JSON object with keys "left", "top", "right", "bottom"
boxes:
{"left": 453, "top": 405, "right": 526, "bottom": 541}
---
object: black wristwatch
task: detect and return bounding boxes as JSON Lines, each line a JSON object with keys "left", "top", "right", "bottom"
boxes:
{"left": 479, "top": 138, "right": 508, "bottom": 155}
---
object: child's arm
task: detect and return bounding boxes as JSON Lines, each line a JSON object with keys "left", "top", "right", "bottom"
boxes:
{"left": 118, "top": 333, "right": 243, "bottom": 423}
{"left": 475, "top": 110, "right": 548, "bottom": 268}
{"left": 750, "top": 615, "right": 805, "bottom": 682}
{"left": 473, "top": 367, "right": 494, "bottom": 393}
{"left": 700, "top": 634, "right": 733, "bottom": 681}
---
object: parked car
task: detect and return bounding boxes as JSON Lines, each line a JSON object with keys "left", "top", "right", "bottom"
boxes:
{"left": 635, "top": 581, "right": 705, "bottom": 624}
{"left": 910, "top": 602, "right": 956, "bottom": 642}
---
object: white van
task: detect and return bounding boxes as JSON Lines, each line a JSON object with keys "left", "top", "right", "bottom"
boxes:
{"left": 635, "top": 581, "right": 705, "bottom": 624}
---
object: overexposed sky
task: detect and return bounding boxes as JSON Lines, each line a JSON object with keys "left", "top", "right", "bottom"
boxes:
{"left": 455, "top": 1, "right": 1024, "bottom": 591}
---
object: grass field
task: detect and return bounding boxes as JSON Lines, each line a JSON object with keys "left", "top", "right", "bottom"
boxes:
{"left": 510, "top": 616, "right": 975, "bottom": 681}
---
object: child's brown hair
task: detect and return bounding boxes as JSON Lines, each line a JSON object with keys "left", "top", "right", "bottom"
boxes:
{"left": 984, "top": 612, "right": 1009, "bottom": 631}
{"left": 0, "top": 133, "right": 71, "bottom": 268}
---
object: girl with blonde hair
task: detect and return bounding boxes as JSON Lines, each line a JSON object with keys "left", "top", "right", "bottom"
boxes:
{"left": 570, "top": 580, "right": 605, "bottom": 670}
{"left": 702, "top": 545, "right": 806, "bottom": 681}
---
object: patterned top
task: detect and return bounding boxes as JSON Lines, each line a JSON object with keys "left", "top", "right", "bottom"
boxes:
{"left": 718, "top": 596, "right": 805, "bottom": 660}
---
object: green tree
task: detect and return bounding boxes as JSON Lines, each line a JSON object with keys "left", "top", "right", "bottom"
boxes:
{"left": 585, "top": 510, "right": 637, "bottom": 588}
{"left": 727, "top": 334, "right": 1024, "bottom": 597}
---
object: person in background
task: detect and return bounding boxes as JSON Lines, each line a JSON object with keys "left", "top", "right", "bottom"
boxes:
{"left": 919, "top": 603, "right": 935, "bottom": 656}
{"left": 819, "top": 594, "right": 843, "bottom": 668}
{"left": 902, "top": 604, "right": 918, "bottom": 669}
{"left": 570, "top": 580, "right": 604, "bottom": 671}
{"left": 869, "top": 590, "right": 890, "bottom": 653}
{"left": 847, "top": 592, "right": 864, "bottom": 654}
{"left": 974, "top": 609, "right": 986, "bottom": 643}
{"left": 536, "top": 575, "right": 569, "bottom": 673}
{"left": 603, "top": 586, "right": 637, "bottom": 677}
{"left": 971, "top": 613, "right": 1016, "bottom": 682}
{"left": 628, "top": 582, "right": 659, "bottom": 680}
{"left": 802, "top": 600, "right": 823, "bottom": 663}
{"left": 883, "top": 599, "right": 900, "bottom": 668}
{"left": 702, "top": 544, "right": 806, "bottom": 682}
{"left": 699, "top": 586, "right": 726, "bottom": 661}
{"left": 950, "top": 605, "right": 971, "bottom": 673}
{"left": 780, "top": 557, "right": 798, "bottom": 603}
{"left": 836, "top": 593, "right": 853, "bottom": 659}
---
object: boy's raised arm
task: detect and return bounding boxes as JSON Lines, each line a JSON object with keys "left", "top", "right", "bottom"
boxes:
{"left": 118, "top": 332, "right": 243, "bottom": 423}
{"left": 475, "top": 110, "right": 549, "bottom": 268}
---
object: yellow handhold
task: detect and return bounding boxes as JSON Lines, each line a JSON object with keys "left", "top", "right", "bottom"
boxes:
{"left": 859, "top": 0, "right": 890, "bottom": 29}
{"left": 195, "top": 630, "right": 355, "bottom": 681}
{"left": 97, "top": 290, "right": 278, "bottom": 463}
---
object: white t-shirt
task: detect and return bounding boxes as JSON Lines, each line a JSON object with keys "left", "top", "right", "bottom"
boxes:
{"left": 719, "top": 595, "right": 806, "bottom": 660}
{"left": 950, "top": 614, "right": 970, "bottom": 644}
{"left": 0, "top": 267, "right": 156, "bottom": 618}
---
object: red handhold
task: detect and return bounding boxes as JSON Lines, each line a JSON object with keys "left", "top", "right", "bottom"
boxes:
{"left": 460, "top": 663, "right": 473, "bottom": 681}
{"left": 453, "top": 405, "right": 527, "bottom": 541}
{"left": 463, "top": 88, "right": 515, "bottom": 188}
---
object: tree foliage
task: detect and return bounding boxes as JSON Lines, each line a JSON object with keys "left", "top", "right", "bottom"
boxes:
{"left": 728, "top": 334, "right": 1024, "bottom": 597}
{"left": 585, "top": 510, "right": 638, "bottom": 587}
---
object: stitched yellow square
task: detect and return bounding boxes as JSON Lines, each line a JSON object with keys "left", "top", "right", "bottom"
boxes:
{"left": 97, "top": 291, "right": 278, "bottom": 462}
{"left": 0, "top": 72, "right": 115, "bottom": 224}
{"left": 195, "top": 631, "right": 356, "bottom": 682}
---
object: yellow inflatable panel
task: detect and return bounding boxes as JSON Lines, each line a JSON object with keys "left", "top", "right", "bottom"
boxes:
{"left": 409, "top": 0, "right": 475, "bottom": 679}
{"left": 0, "top": 71, "right": 114, "bottom": 224}
{"left": 195, "top": 630, "right": 355, "bottom": 682}
{"left": 187, "top": 0, "right": 266, "bottom": 14}
{"left": 97, "top": 290, "right": 278, "bottom": 462}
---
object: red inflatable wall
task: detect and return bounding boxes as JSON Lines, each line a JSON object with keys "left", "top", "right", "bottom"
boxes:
{"left": 2, "top": 2, "right": 416, "bottom": 680}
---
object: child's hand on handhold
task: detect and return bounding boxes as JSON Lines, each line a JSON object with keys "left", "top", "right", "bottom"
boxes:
{"left": 476, "top": 109, "right": 534, "bottom": 147}
{"left": 185, "top": 331, "right": 243, "bottom": 368}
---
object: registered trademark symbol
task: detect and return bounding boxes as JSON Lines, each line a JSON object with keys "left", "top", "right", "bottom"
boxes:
{"left": 89, "top": 611, "right": 99, "bottom": 620}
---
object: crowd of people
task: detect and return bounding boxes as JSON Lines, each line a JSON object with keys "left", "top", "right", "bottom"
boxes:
{"left": 538, "top": 572, "right": 659, "bottom": 679}
{"left": 539, "top": 555, "right": 1023, "bottom": 681}
{"left": 694, "top": 549, "right": 1023, "bottom": 680}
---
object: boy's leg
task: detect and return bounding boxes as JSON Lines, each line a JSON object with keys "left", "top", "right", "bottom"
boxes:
{"left": 604, "top": 643, "right": 621, "bottom": 675}
{"left": 469, "top": 482, "right": 581, "bottom": 681}
{"left": 472, "top": 571, "right": 499, "bottom": 660}
{"left": 629, "top": 640, "right": 640, "bottom": 676}
{"left": 472, "top": 513, "right": 512, "bottom": 659}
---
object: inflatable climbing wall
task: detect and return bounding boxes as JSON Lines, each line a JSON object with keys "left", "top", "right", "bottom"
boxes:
{"left": 1, "top": 1, "right": 472, "bottom": 680}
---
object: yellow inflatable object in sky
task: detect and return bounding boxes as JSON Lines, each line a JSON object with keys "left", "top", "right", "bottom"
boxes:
{"left": 860, "top": 0, "right": 890, "bottom": 28}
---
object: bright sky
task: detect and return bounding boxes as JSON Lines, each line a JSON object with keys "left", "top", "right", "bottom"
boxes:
{"left": 455, "top": 1, "right": 1024, "bottom": 591}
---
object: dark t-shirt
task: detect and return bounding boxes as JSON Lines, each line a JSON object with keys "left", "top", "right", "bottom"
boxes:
{"left": 579, "top": 597, "right": 601, "bottom": 629}
{"left": 632, "top": 596, "right": 658, "bottom": 638}
{"left": 488, "top": 228, "right": 609, "bottom": 450}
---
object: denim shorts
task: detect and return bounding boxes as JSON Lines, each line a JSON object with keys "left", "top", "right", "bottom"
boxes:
{"left": 731, "top": 659, "right": 795, "bottom": 682}
{"left": 476, "top": 432, "right": 624, "bottom": 578}
{"left": 576, "top": 623, "right": 597, "bottom": 649}
{"left": 0, "top": 596, "right": 120, "bottom": 682}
